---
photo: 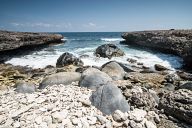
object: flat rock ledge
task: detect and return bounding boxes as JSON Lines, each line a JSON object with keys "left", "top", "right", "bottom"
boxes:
{"left": 122, "top": 29, "right": 192, "bottom": 68}
{"left": 0, "top": 82, "right": 158, "bottom": 128}
{"left": 0, "top": 30, "right": 63, "bottom": 62}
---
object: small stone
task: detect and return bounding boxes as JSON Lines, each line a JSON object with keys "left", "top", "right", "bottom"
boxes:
{"left": 79, "top": 99, "right": 91, "bottom": 106}
{"left": 13, "top": 121, "right": 20, "bottom": 128}
{"left": 145, "top": 120, "right": 157, "bottom": 128}
{"left": 129, "top": 109, "right": 147, "bottom": 122}
{"left": 71, "top": 118, "right": 80, "bottom": 125}
{"left": 105, "top": 121, "right": 113, "bottom": 128}
{"left": 35, "top": 116, "right": 42, "bottom": 125}
{"left": 87, "top": 116, "right": 97, "bottom": 125}
{"left": 112, "top": 110, "right": 127, "bottom": 122}
{"left": 51, "top": 111, "right": 64, "bottom": 123}
{"left": 81, "top": 117, "right": 90, "bottom": 128}
{"left": 96, "top": 115, "right": 107, "bottom": 124}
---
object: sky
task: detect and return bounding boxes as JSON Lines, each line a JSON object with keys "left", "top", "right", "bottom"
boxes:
{"left": 0, "top": 0, "right": 192, "bottom": 32}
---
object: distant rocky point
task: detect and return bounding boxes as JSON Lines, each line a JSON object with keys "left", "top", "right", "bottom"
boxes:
{"left": 0, "top": 30, "right": 63, "bottom": 62}
{"left": 122, "top": 29, "right": 192, "bottom": 69}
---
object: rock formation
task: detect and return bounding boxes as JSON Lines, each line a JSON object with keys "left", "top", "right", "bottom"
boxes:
{"left": 0, "top": 30, "right": 63, "bottom": 62}
{"left": 122, "top": 29, "right": 192, "bottom": 68}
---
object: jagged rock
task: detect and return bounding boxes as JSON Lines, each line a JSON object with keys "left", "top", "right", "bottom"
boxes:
{"left": 39, "top": 72, "right": 81, "bottom": 89}
{"left": 127, "top": 58, "right": 137, "bottom": 63}
{"left": 145, "top": 120, "right": 157, "bottom": 128}
{"left": 0, "top": 30, "right": 63, "bottom": 62}
{"left": 177, "top": 71, "right": 192, "bottom": 81}
{"left": 90, "top": 82, "right": 130, "bottom": 115}
{"left": 79, "top": 68, "right": 112, "bottom": 90}
{"left": 122, "top": 30, "right": 192, "bottom": 68}
{"left": 124, "top": 72, "right": 165, "bottom": 88}
{"left": 123, "top": 86, "right": 159, "bottom": 110}
{"left": 159, "top": 89, "right": 192, "bottom": 124}
{"left": 56, "top": 52, "right": 84, "bottom": 67}
{"left": 154, "top": 64, "right": 168, "bottom": 71}
{"left": 14, "top": 81, "right": 36, "bottom": 93}
{"left": 101, "top": 61, "right": 125, "bottom": 80}
{"left": 179, "top": 82, "right": 192, "bottom": 91}
{"left": 95, "top": 44, "right": 124, "bottom": 59}
{"left": 128, "top": 108, "right": 147, "bottom": 122}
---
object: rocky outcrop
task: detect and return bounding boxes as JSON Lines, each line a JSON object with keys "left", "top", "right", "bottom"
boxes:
{"left": 122, "top": 30, "right": 192, "bottom": 68}
{"left": 0, "top": 30, "right": 63, "bottom": 62}
{"left": 159, "top": 89, "right": 192, "bottom": 124}
{"left": 95, "top": 44, "right": 125, "bottom": 59}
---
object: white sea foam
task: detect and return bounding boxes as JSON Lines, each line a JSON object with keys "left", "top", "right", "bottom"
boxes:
{"left": 101, "top": 38, "right": 125, "bottom": 42}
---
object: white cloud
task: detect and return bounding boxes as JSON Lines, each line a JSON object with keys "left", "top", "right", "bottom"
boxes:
{"left": 11, "top": 22, "right": 72, "bottom": 29}
{"left": 83, "top": 22, "right": 97, "bottom": 28}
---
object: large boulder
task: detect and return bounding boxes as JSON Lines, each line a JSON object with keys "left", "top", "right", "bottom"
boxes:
{"left": 95, "top": 44, "right": 125, "bottom": 59}
{"left": 56, "top": 52, "right": 84, "bottom": 68}
{"left": 39, "top": 72, "right": 81, "bottom": 89}
{"left": 159, "top": 89, "right": 192, "bottom": 124}
{"left": 101, "top": 61, "right": 125, "bottom": 80}
{"left": 90, "top": 82, "right": 130, "bottom": 115}
{"left": 79, "top": 68, "right": 112, "bottom": 90}
{"left": 14, "top": 81, "right": 36, "bottom": 93}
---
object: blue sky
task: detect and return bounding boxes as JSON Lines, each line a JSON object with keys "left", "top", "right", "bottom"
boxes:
{"left": 0, "top": 0, "right": 192, "bottom": 32}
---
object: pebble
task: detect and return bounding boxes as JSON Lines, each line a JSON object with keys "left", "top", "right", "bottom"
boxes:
{"left": 145, "top": 120, "right": 157, "bottom": 128}
{"left": 112, "top": 110, "right": 127, "bottom": 122}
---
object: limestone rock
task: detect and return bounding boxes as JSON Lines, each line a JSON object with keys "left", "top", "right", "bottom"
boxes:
{"left": 39, "top": 72, "right": 81, "bottom": 89}
{"left": 79, "top": 68, "right": 112, "bottom": 90}
{"left": 14, "top": 81, "right": 36, "bottom": 93}
{"left": 90, "top": 82, "right": 130, "bottom": 115}
{"left": 101, "top": 61, "right": 125, "bottom": 80}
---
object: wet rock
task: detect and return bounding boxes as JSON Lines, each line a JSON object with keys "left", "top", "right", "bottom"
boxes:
{"left": 79, "top": 68, "right": 112, "bottom": 90}
{"left": 127, "top": 58, "right": 137, "bottom": 63}
{"left": 56, "top": 52, "right": 84, "bottom": 67}
{"left": 101, "top": 61, "right": 125, "bottom": 80}
{"left": 159, "top": 89, "right": 192, "bottom": 124}
{"left": 39, "top": 72, "right": 81, "bottom": 89}
{"left": 90, "top": 82, "right": 130, "bottom": 115}
{"left": 179, "top": 82, "right": 192, "bottom": 91}
{"left": 95, "top": 44, "right": 125, "bottom": 59}
{"left": 14, "top": 81, "right": 36, "bottom": 93}
{"left": 154, "top": 64, "right": 168, "bottom": 71}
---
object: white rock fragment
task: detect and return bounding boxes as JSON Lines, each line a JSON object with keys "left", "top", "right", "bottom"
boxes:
{"left": 129, "top": 108, "right": 147, "bottom": 122}
{"left": 112, "top": 110, "right": 127, "bottom": 122}
{"left": 145, "top": 120, "right": 157, "bottom": 128}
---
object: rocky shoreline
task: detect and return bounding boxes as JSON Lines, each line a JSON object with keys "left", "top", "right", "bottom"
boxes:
{"left": 0, "top": 30, "right": 63, "bottom": 62}
{"left": 0, "top": 31, "right": 192, "bottom": 128}
{"left": 121, "top": 29, "right": 192, "bottom": 69}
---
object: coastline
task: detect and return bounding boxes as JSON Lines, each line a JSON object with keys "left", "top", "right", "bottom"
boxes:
{"left": 0, "top": 30, "right": 192, "bottom": 128}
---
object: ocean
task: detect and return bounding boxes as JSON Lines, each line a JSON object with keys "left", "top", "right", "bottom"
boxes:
{"left": 6, "top": 32, "right": 183, "bottom": 70}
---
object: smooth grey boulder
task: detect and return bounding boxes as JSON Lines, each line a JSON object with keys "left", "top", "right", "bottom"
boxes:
{"left": 101, "top": 61, "right": 125, "bottom": 80}
{"left": 159, "top": 89, "right": 192, "bottom": 124}
{"left": 79, "top": 67, "right": 112, "bottom": 90}
{"left": 39, "top": 72, "right": 81, "bottom": 89}
{"left": 95, "top": 44, "right": 125, "bottom": 59}
{"left": 90, "top": 82, "right": 130, "bottom": 115}
{"left": 14, "top": 81, "right": 36, "bottom": 93}
{"left": 56, "top": 52, "right": 84, "bottom": 67}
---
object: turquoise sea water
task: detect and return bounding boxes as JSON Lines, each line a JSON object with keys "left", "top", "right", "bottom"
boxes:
{"left": 6, "top": 32, "right": 183, "bottom": 70}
